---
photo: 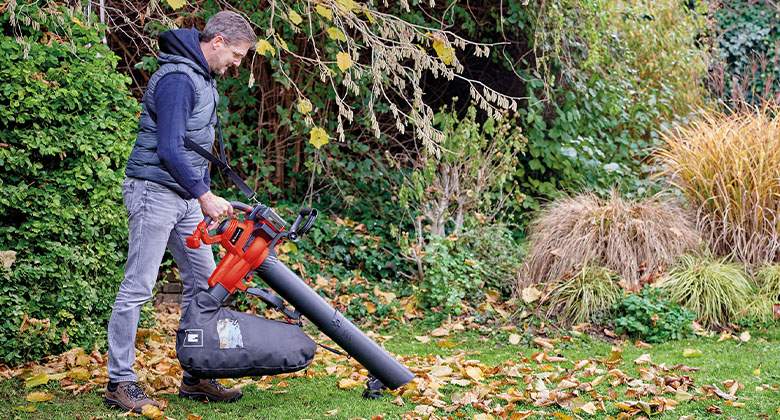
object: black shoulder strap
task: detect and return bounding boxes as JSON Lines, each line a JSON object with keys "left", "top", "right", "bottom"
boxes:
{"left": 184, "top": 114, "right": 256, "bottom": 199}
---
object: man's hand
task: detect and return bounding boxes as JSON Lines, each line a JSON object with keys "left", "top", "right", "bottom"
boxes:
{"left": 198, "top": 191, "right": 234, "bottom": 221}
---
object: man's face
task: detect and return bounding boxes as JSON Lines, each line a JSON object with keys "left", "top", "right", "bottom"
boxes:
{"left": 210, "top": 35, "right": 252, "bottom": 75}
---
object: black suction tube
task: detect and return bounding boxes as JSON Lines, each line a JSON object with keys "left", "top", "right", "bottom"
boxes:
{"left": 255, "top": 255, "right": 414, "bottom": 390}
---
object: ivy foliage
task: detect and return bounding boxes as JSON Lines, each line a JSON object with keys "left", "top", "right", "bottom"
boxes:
{"left": 714, "top": 0, "right": 780, "bottom": 105}
{"left": 0, "top": 4, "right": 139, "bottom": 364}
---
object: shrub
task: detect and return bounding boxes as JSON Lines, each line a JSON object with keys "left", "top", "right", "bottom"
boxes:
{"left": 614, "top": 287, "right": 695, "bottom": 343}
{"left": 657, "top": 255, "right": 752, "bottom": 328}
{"left": 519, "top": 191, "right": 701, "bottom": 291}
{"left": 739, "top": 265, "right": 780, "bottom": 325}
{"left": 415, "top": 236, "right": 486, "bottom": 314}
{"left": 456, "top": 224, "right": 523, "bottom": 297}
{"left": 658, "top": 107, "right": 780, "bottom": 266}
{"left": 0, "top": 4, "right": 138, "bottom": 363}
{"left": 540, "top": 265, "right": 623, "bottom": 326}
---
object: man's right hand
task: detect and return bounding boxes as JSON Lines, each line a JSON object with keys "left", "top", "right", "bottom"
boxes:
{"left": 198, "top": 191, "right": 234, "bottom": 221}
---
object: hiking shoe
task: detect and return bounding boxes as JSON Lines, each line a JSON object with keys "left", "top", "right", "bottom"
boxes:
{"left": 104, "top": 381, "right": 160, "bottom": 413}
{"left": 179, "top": 378, "right": 243, "bottom": 403}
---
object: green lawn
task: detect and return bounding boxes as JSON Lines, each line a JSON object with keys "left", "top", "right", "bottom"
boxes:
{"left": 1, "top": 322, "right": 779, "bottom": 419}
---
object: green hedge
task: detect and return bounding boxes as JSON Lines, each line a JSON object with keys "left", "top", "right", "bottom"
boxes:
{"left": 0, "top": 4, "right": 138, "bottom": 364}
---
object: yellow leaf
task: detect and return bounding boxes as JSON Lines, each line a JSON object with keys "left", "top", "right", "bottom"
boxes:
{"left": 279, "top": 241, "right": 298, "bottom": 254}
{"left": 288, "top": 10, "right": 303, "bottom": 25}
{"left": 142, "top": 404, "right": 164, "bottom": 420}
{"left": 337, "top": 378, "right": 363, "bottom": 389}
{"left": 316, "top": 5, "right": 333, "bottom": 20}
{"left": 297, "top": 98, "right": 313, "bottom": 115}
{"left": 165, "top": 0, "right": 186, "bottom": 10}
{"left": 25, "top": 373, "right": 49, "bottom": 388}
{"left": 68, "top": 367, "right": 90, "bottom": 381}
{"left": 683, "top": 348, "right": 703, "bottom": 358}
{"left": 71, "top": 17, "right": 85, "bottom": 28}
{"left": 187, "top": 414, "right": 203, "bottom": 420}
{"left": 336, "top": 0, "right": 358, "bottom": 13}
{"left": 327, "top": 27, "right": 347, "bottom": 42}
{"left": 753, "top": 368, "right": 761, "bottom": 376}
{"left": 26, "top": 392, "right": 53, "bottom": 402}
{"left": 255, "top": 39, "right": 275, "bottom": 56}
{"left": 275, "top": 35, "right": 289, "bottom": 52}
{"left": 363, "top": 8, "right": 375, "bottom": 24}
{"left": 309, "top": 127, "right": 330, "bottom": 149}
{"left": 336, "top": 51, "right": 352, "bottom": 71}
{"left": 14, "top": 404, "right": 37, "bottom": 412}
{"left": 432, "top": 37, "right": 455, "bottom": 65}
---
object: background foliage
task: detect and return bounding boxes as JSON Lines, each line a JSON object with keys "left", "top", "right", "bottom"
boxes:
{"left": 0, "top": 5, "right": 138, "bottom": 363}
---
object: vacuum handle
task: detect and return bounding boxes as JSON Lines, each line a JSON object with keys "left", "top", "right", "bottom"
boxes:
{"left": 289, "top": 208, "right": 318, "bottom": 242}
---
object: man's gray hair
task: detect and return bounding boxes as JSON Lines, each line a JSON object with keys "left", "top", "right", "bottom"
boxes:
{"left": 202, "top": 11, "right": 257, "bottom": 46}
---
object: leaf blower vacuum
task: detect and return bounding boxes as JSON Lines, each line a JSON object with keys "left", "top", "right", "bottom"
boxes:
{"left": 176, "top": 200, "right": 414, "bottom": 397}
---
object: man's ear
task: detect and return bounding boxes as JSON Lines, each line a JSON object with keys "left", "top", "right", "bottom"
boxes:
{"left": 211, "top": 34, "right": 227, "bottom": 50}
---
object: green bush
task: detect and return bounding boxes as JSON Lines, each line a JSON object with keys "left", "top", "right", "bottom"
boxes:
{"left": 614, "top": 287, "right": 695, "bottom": 343}
{"left": 0, "top": 4, "right": 138, "bottom": 364}
{"left": 657, "top": 255, "right": 752, "bottom": 328}
{"left": 416, "top": 236, "right": 486, "bottom": 314}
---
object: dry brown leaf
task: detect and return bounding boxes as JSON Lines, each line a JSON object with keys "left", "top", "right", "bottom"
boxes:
{"left": 508, "top": 334, "right": 521, "bottom": 345}
{"left": 430, "top": 327, "right": 450, "bottom": 337}
{"left": 465, "top": 366, "right": 483, "bottom": 381}
{"left": 414, "top": 335, "right": 431, "bottom": 344}
{"left": 634, "top": 354, "right": 652, "bottom": 365}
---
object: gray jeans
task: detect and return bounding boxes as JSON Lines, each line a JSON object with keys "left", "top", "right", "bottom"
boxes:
{"left": 107, "top": 177, "right": 215, "bottom": 382}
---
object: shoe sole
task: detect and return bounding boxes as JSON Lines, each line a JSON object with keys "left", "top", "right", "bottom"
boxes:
{"left": 178, "top": 390, "right": 243, "bottom": 403}
{"left": 104, "top": 397, "right": 143, "bottom": 413}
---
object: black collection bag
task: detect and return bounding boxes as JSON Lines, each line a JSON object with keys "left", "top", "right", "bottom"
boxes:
{"left": 176, "top": 290, "right": 316, "bottom": 378}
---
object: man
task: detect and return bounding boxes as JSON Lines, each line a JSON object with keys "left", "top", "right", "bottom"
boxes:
{"left": 104, "top": 11, "right": 256, "bottom": 412}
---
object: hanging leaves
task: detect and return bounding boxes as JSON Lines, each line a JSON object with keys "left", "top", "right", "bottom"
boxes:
{"left": 316, "top": 5, "right": 333, "bottom": 21}
{"left": 431, "top": 36, "right": 455, "bottom": 65}
{"left": 327, "top": 27, "right": 347, "bottom": 42}
{"left": 165, "top": 0, "right": 186, "bottom": 10}
{"left": 287, "top": 10, "right": 303, "bottom": 26}
{"left": 297, "top": 98, "right": 313, "bottom": 114}
{"left": 255, "top": 39, "right": 276, "bottom": 57}
{"left": 309, "top": 127, "right": 330, "bottom": 149}
{"left": 336, "top": 52, "right": 352, "bottom": 71}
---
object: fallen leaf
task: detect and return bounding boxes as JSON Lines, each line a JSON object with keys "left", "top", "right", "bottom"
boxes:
{"left": 141, "top": 404, "right": 164, "bottom": 420}
{"left": 324, "top": 409, "right": 339, "bottom": 416}
{"left": 682, "top": 348, "right": 702, "bottom": 358}
{"left": 739, "top": 331, "right": 751, "bottom": 342}
{"left": 26, "top": 391, "right": 53, "bottom": 402}
{"left": 634, "top": 354, "right": 652, "bottom": 365}
{"left": 465, "top": 366, "right": 483, "bottom": 381}
{"left": 68, "top": 367, "right": 90, "bottom": 381}
{"left": 706, "top": 405, "right": 723, "bottom": 414}
{"left": 429, "top": 365, "right": 453, "bottom": 377}
{"left": 25, "top": 373, "right": 49, "bottom": 388}
{"left": 187, "top": 414, "right": 203, "bottom": 420}
{"left": 521, "top": 286, "right": 542, "bottom": 304}
{"left": 430, "top": 327, "right": 450, "bottom": 337}
{"left": 337, "top": 378, "right": 363, "bottom": 389}
{"left": 414, "top": 335, "right": 431, "bottom": 343}
{"left": 508, "top": 334, "right": 521, "bottom": 345}
{"left": 473, "top": 414, "right": 494, "bottom": 420}
{"left": 14, "top": 404, "right": 37, "bottom": 412}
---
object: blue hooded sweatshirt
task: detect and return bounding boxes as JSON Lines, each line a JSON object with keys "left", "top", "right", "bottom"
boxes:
{"left": 153, "top": 28, "right": 214, "bottom": 199}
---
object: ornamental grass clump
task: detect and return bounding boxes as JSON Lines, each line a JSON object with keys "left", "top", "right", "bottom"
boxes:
{"left": 657, "top": 255, "right": 752, "bottom": 328}
{"left": 740, "top": 265, "right": 780, "bottom": 324}
{"left": 518, "top": 191, "right": 701, "bottom": 292}
{"left": 541, "top": 265, "right": 624, "bottom": 326}
{"left": 658, "top": 107, "right": 780, "bottom": 266}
